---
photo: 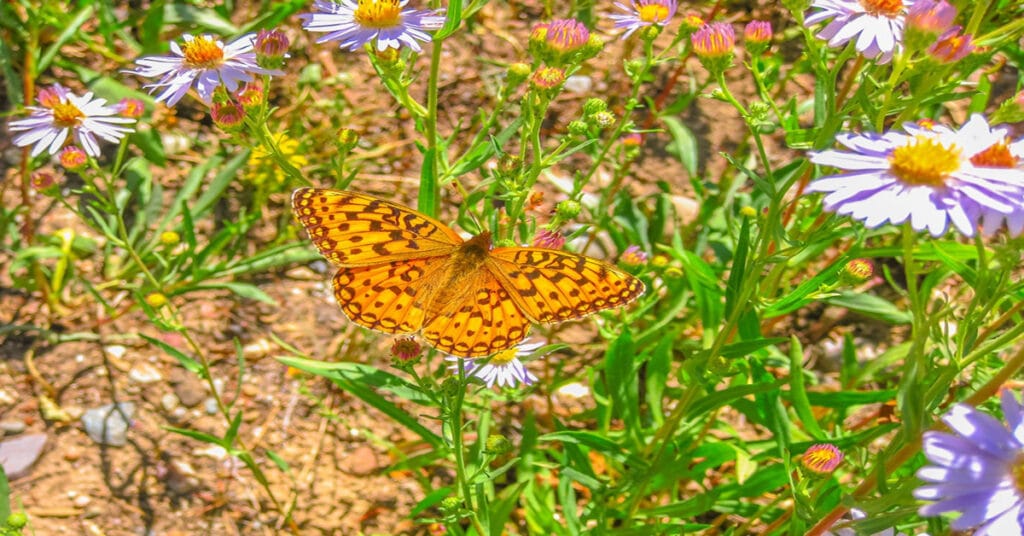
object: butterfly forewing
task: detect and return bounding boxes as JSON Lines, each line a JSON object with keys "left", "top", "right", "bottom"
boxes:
{"left": 487, "top": 248, "right": 645, "bottom": 323}
{"left": 292, "top": 187, "right": 463, "bottom": 267}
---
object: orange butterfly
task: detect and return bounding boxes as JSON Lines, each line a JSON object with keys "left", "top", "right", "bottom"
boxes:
{"left": 292, "top": 188, "right": 645, "bottom": 357}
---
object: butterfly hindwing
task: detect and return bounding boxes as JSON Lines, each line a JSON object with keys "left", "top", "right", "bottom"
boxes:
{"left": 332, "top": 257, "right": 454, "bottom": 334}
{"left": 421, "top": 271, "right": 532, "bottom": 357}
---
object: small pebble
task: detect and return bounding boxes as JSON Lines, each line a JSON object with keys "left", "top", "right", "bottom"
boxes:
{"left": 0, "top": 420, "right": 26, "bottom": 435}
{"left": 129, "top": 363, "right": 163, "bottom": 384}
{"left": 194, "top": 445, "right": 228, "bottom": 460}
{"left": 73, "top": 494, "right": 91, "bottom": 508}
{"left": 172, "top": 407, "right": 187, "bottom": 420}
{"left": 160, "top": 393, "right": 180, "bottom": 412}
{"left": 241, "top": 384, "right": 260, "bottom": 398}
{"left": 105, "top": 345, "right": 127, "bottom": 359}
{"left": 563, "top": 74, "right": 593, "bottom": 93}
{"left": 170, "top": 369, "right": 206, "bottom": 408}
{"left": 81, "top": 402, "right": 135, "bottom": 447}
{"left": 242, "top": 339, "right": 273, "bottom": 361}
{"left": 0, "top": 433, "right": 47, "bottom": 479}
{"left": 64, "top": 447, "right": 82, "bottom": 462}
{"left": 204, "top": 398, "right": 219, "bottom": 415}
{"left": 212, "top": 378, "right": 225, "bottom": 396}
{"left": 0, "top": 390, "right": 15, "bottom": 405}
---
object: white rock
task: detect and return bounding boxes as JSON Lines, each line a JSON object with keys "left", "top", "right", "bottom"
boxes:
{"left": 129, "top": 363, "right": 163, "bottom": 384}
{"left": 105, "top": 345, "right": 127, "bottom": 359}
{"left": 81, "top": 402, "right": 135, "bottom": 447}
{"left": 557, "top": 382, "right": 590, "bottom": 398}
{"left": 563, "top": 74, "right": 593, "bottom": 94}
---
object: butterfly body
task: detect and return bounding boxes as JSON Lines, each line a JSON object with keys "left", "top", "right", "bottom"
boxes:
{"left": 293, "top": 188, "right": 644, "bottom": 357}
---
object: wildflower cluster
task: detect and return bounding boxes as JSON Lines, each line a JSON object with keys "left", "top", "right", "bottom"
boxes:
{"left": 6, "top": 0, "right": 1024, "bottom": 534}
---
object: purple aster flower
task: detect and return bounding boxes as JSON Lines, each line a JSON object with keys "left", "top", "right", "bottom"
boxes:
{"left": 905, "top": 0, "right": 957, "bottom": 48}
{"left": 300, "top": 0, "right": 446, "bottom": 52}
{"left": 9, "top": 84, "right": 135, "bottom": 157}
{"left": 927, "top": 25, "right": 974, "bottom": 63}
{"left": 609, "top": 0, "right": 678, "bottom": 39}
{"left": 914, "top": 390, "right": 1024, "bottom": 535}
{"left": 691, "top": 22, "right": 735, "bottom": 59}
{"left": 128, "top": 34, "right": 280, "bottom": 107}
{"left": 804, "top": 0, "right": 913, "bottom": 64}
{"left": 806, "top": 119, "right": 1024, "bottom": 237}
{"left": 446, "top": 340, "right": 544, "bottom": 388}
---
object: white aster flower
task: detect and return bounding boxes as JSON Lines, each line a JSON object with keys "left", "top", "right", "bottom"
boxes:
{"left": 909, "top": 115, "right": 1024, "bottom": 235}
{"left": 446, "top": 340, "right": 545, "bottom": 389}
{"left": 300, "top": 0, "right": 446, "bottom": 52}
{"left": 805, "top": 0, "right": 914, "bottom": 64}
{"left": 806, "top": 117, "right": 1024, "bottom": 237}
{"left": 9, "top": 84, "right": 136, "bottom": 157}
{"left": 608, "top": 0, "right": 678, "bottom": 40}
{"left": 128, "top": 34, "right": 281, "bottom": 107}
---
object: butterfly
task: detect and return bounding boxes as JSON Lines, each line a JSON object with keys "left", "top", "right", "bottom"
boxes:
{"left": 292, "top": 187, "right": 645, "bottom": 357}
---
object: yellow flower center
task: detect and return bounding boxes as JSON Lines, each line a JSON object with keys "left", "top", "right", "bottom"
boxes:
{"left": 859, "top": 0, "right": 904, "bottom": 17}
{"left": 1012, "top": 451, "right": 1024, "bottom": 495}
{"left": 970, "top": 139, "right": 1018, "bottom": 168}
{"left": 638, "top": 3, "right": 670, "bottom": 23}
{"left": 182, "top": 36, "right": 225, "bottom": 68}
{"left": 489, "top": 348, "right": 519, "bottom": 365}
{"left": 888, "top": 135, "right": 962, "bottom": 187}
{"left": 353, "top": 0, "right": 402, "bottom": 28}
{"left": 802, "top": 444, "right": 844, "bottom": 473}
{"left": 51, "top": 101, "right": 85, "bottom": 127}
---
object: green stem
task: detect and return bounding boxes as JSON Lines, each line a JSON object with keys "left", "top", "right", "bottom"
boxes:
{"left": 253, "top": 122, "right": 307, "bottom": 185}
{"left": 876, "top": 54, "right": 911, "bottom": 130}
{"left": 450, "top": 361, "right": 487, "bottom": 534}
{"left": 420, "top": 42, "right": 444, "bottom": 218}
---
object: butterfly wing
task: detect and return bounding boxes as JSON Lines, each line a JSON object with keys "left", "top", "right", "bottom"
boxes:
{"left": 421, "top": 271, "right": 532, "bottom": 357}
{"left": 487, "top": 248, "right": 645, "bottom": 323}
{"left": 292, "top": 188, "right": 464, "bottom": 267}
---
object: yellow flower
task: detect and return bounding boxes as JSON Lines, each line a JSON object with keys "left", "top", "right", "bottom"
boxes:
{"left": 245, "top": 132, "right": 308, "bottom": 187}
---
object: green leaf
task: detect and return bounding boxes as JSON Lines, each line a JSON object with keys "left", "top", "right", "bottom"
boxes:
{"left": 690, "top": 381, "right": 781, "bottom": 417}
{"left": 720, "top": 338, "right": 787, "bottom": 359}
{"left": 130, "top": 128, "right": 166, "bottom": 166}
{"left": 0, "top": 464, "right": 10, "bottom": 523}
{"left": 605, "top": 331, "right": 641, "bottom": 447}
{"left": 165, "top": 425, "right": 223, "bottom": 445}
{"left": 764, "top": 258, "right": 847, "bottom": 318}
{"left": 798, "top": 389, "right": 899, "bottom": 407}
{"left": 277, "top": 356, "right": 443, "bottom": 448}
{"left": 191, "top": 282, "right": 277, "bottom": 305}
{"left": 38, "top": 5, "right": 94, "bottom": 73}
{"left": 434, "top": 0, "right": 463, "bottom": 40}
{"left": 163, "top": 3, "right": 238, "bottom": 34}
{"left": 662, "top": 116, "right": 698, "bottom": 177}
{"left": 141, "top": 334, "right": 204, "bottom": 376}
{"left": 824, "top": 291, "right": 911, "bottom": 324}
{"left": 265, "top": 448, "right": 291, "bottom": 473}
{"left": 538, "top": 431, "right": 643, "bottom": 468}
{"left": 787, "top": 336, "right": 826, "bottom": 440}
